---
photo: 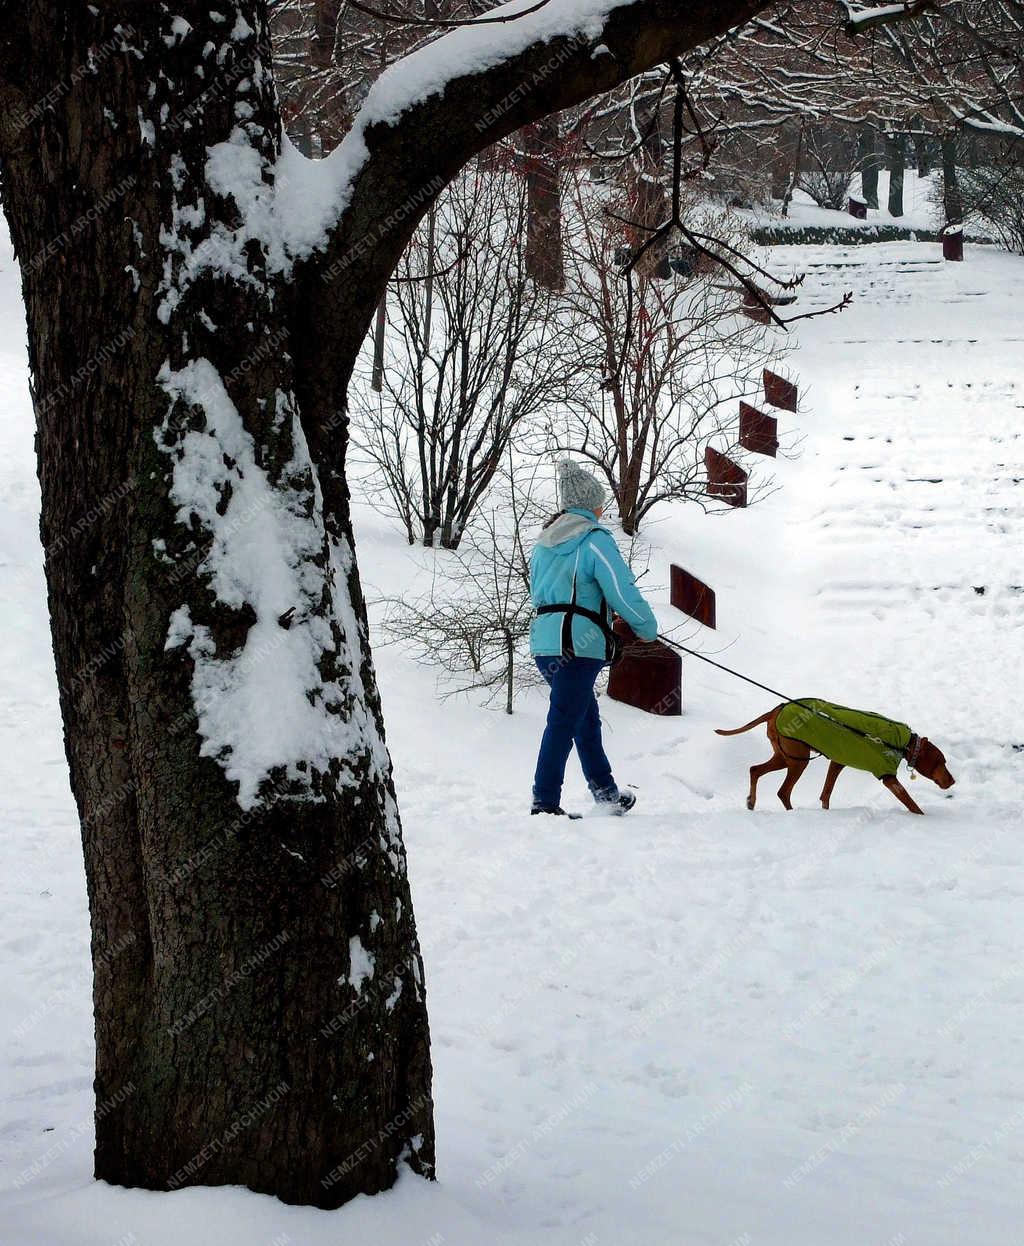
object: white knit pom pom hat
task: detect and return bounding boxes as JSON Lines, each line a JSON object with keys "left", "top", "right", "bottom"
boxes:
{"left": 557, "top": 459, "right": 607, "bottom": 515}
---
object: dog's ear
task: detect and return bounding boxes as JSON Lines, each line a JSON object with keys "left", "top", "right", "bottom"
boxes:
{"left": 916, "top": 738, "right": 943, "bottom": 770}
{"left": 916, "top": 738, "right": 954, "bottom": 788}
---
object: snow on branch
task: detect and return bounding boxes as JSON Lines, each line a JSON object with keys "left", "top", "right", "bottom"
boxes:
{"left": 273, "top": 0, "right": 770, "bottom": 262}
{"left": 268, "top": 0, "right": 638, "bottom": 258}
{"left": 840, "top": 1, "right": 937, "bottom": 36}
{"left": 957, "top": 110, "right": 1024, "bottom": 140}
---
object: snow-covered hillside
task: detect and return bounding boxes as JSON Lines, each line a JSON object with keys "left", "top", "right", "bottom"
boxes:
{"left": 2, "top": 214, "right": 1022, "bottom": 1244}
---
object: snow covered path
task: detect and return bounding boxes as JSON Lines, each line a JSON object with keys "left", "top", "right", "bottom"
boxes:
{"left": 2, "top": 231, "right": 1023, "bottom": 1245}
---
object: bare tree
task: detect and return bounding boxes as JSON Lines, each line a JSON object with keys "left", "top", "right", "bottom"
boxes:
{"left": 871, "top": 1, "right": 1024, "bottom": 141}
{"left": 351, "top": 163, "right": 579, "bottom": 548}
{"left": 612, "top": 0, "right": 1024, "bottom": 214}
{"left": 270, "top": 0, "right": 486, "bottom": 154}
{"left": 269, "top": 0, "right": 349, "bottom": 154}
{"left": 546, "top": 174, "right": 782, "bottom": 534}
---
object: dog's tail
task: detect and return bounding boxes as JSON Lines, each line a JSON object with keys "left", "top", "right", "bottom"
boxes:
{"left": 715, "top": 709, "right": 776, "bottom": 736}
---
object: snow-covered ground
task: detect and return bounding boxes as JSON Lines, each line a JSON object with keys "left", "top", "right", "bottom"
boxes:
{"left": 751, "top": 168, "right": 978, "bottom": 237}
{"left": 2, "top": 216, "right": 1022, "bottom": 1244}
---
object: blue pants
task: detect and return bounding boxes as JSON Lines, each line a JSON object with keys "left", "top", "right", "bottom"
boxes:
{"left": 533, "top": 656, "right": 616, "bottom": 808}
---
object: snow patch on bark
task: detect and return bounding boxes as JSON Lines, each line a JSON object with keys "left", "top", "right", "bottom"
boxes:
{"left": 385, "top": 975, "right": 403, "bottom": 1012}
{"left": 346, "top": 935, "right": 375, "bottom": 994}
{"left": 165, "top": 604, "right": 193, "bottom": 650}
{"left": 204, "top": 128, "right": 291, "bottom": 276}
{"left": 157, "top": 357, "right": 392, "bottom": 810}
{"left": 326, "top": 527, "right": 403, "bottom": 852}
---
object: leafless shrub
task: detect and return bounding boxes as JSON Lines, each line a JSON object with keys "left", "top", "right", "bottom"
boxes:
{"left": 956, "top": 145, "right": 1024, "bottom": 254}
{"left": 350, "top": 164, "right": 580, "bottom": 549}
{"left": 797, "top": 126, "right": 859, "bottom": 210}
{"left": 379, "top": 469, "right": 541, "bottom": 713}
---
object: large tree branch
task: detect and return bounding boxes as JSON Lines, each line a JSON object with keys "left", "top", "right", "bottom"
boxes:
{"left": 294, "top": 0, "right": 773, "bottom": 430}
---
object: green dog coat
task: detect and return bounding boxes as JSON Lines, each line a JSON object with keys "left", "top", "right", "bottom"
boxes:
{"left": 776, "top": 699, "right": 912, "bottom": 779}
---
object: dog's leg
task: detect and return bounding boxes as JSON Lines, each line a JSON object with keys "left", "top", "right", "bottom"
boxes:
{"left": 748, "top": 755, "right": 787, "bottom": 810}
{"left": 777, "top": 758, "right": 809, "bottom": 810}
{"left": 819, "top": 761, "right": 844, "bottom": 810}
{"left": 882, "top": 775, "right": 924, "bottom": 815}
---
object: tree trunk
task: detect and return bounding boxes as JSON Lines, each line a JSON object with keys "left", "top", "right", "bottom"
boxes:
{"left": 942, "top": 133, "right": 963, "bottom": 224}
{"left": 439, "top": 520, "right": 461, "bottom": 550}
{"left": 618, "top": 476, "right": 640, "bottom": 536}
{"left": 0, "top": 4, "right": 433, "bottom": 1209}
{"left": 422, "top": 202, "right": 437, "bottom": 349}
{"left": 505, "top": 635, "right": 515, "bottom": 715}
{"left": 523, "top": 116, "right": 565, "bottom": 291}
{"left": 770, "top": 141, "right": 788, "bottom": 202}
{"left": 631, "top": 102, "right": 670, "bottom": 277}
{"left": 859, "top": 125, "right": 880, "bottom": 208}
{"left": 371, "top": 297, "right": 387, "bottom": 392}
{"left": 780, "top": 121, "right": 805, "bottom": 219}
{"left": 915, "top": 133, "right": 931, "bottom": 177}
{"left": 313, "top": 0, "right": 342, "bottom": 68}
{"left": 886, "top": 132, "right": 905, "bottom": 217}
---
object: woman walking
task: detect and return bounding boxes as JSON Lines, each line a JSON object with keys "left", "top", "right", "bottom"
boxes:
{"left": 529, "top": 461, "right": 659, "bottom": 817}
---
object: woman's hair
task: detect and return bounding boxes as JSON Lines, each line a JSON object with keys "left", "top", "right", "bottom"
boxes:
{"left": 542, "top": 510, "right": 566, "bottom": 530}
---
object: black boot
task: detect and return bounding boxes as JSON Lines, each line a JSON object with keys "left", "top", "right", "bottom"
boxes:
{"left": 531, "top": 802, "right": 581, "bottom": 819}
{"left": 592, "top": 786, "right": 637, "bottom": 815}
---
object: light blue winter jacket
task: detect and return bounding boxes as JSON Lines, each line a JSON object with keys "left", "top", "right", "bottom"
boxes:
{"left": 529, "top": 507, "right": 659, "bottom": 660}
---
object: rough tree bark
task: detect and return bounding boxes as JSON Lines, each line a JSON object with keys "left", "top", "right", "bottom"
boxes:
{"left": 0, "top": 0, "right": 775, "bottom": 1212}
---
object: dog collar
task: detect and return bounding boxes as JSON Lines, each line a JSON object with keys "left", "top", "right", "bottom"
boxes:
{"left": 905, "top": 733, "right": 922, "bottom": 771}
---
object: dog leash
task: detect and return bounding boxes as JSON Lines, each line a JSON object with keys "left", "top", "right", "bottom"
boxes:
{"left": 657, "top": 633, "right": 793, "bottom": 704}
{"left": 654, "top": 632, "right": 905, "bottom": 756}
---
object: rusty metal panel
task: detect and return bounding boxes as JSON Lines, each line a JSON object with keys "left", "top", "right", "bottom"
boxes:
{"left": 738, "top": 401, "right": 779, "bottom": 457}
{"left": 607, "top": 619, "right": 682, "bottom": 715}
{"left": 763, "top": 368, "right": 798, "bottom": 412}
{"left": 705, "top": 445, "right": 748, "bottom": 508}
{"left": 670, "top": 565, "right": 716, "bottom": 629}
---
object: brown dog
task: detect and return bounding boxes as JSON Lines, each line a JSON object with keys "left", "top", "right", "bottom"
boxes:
{"left": 715, "top": 704, "right": 955, "bottom": 814}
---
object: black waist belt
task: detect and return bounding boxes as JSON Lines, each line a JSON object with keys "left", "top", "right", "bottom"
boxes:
{"left": 536, "top": 603, "right": 619, "bottom": 663}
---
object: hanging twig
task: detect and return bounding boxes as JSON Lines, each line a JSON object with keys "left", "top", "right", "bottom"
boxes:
{"left": 603, "top": 61, "right": 852, "bottom": 330}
